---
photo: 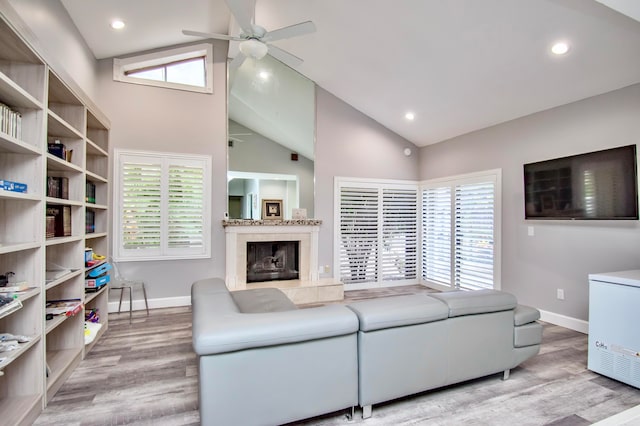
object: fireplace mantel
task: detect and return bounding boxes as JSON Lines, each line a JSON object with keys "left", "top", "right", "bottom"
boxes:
{"left": 222, "top": 219, "right": 323, "bottom": 227}
{"left": 224, "top": 219, "right": 343, "bottom": 304}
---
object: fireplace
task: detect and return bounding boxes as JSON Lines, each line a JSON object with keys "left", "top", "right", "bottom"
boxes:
{"left": 223, "top": 219, "right": 344, "bottom": 304}
{"left": 247, "top": 241, "right": 299, "bottom": 283}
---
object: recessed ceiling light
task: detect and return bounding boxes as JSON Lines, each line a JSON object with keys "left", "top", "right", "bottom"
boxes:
{"left": 111, "top": 20, "right": 125, "bottom": 30}
{"left": 551, "top": 42, "right": 569, "bottom": 55}
{"left": 258, "top": 71, "right": 270, "bottom": 80}
{"left": 405, "top": 112, "right": 415, "bottom": 121}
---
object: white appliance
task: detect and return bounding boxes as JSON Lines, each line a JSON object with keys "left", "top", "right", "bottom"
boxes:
{"left": 588, "top": 270, "right": 640, "bottom": 389}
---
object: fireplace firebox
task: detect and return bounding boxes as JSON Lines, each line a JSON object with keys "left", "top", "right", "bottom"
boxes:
{"left": 246, "top": 241, "right": 299, "bottom": 283}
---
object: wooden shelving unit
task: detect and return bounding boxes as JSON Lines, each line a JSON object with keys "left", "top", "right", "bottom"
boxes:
{"left": 0, "top": 13, "right": 47, "bottom": 426}
{"left": 0, "top": 12, "right": 110, "bottom": 423}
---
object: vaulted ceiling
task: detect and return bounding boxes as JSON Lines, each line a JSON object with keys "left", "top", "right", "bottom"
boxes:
{"left": 61, "top": 0, "right": 640, "bottom": 147}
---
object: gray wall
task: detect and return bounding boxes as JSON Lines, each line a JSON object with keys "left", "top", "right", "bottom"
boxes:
{"left": 228, "top": 120, "right": 314, "bottom": 217}
{"left": 94, "top": 42, "right": 228, "bottom": 303}
{"left": 5, "top": 0, "right": 99, "bottom": 103}
{"left": 315, "top": 87, "right": 419, "bottom": 277}
{"left": 419, "top": 83, "right": 640, "bottom": 322}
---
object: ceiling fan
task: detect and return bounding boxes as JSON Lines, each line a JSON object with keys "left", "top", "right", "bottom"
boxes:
{"left": 182, "top": 0, "right": 316, "bottom": 70}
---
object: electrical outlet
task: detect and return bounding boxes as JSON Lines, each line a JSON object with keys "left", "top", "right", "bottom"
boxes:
{"left": 557, "top": 288, "right": 565, "bottom": 300}
{"left": 324, "top": 265, "right": 331, "bottom": 273}
{"left": 528, "top": 226, "right": 535, "bottom": 237}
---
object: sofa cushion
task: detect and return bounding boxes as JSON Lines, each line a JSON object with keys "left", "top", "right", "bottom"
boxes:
{"left": 514, "top": 304, "right": 540, "bottom": 326}
{"left": 347, "top": 294, "right": 449, "bottom": 332}
{"left": 231, "top": 288, "right": 297, "bottom": 313}
{"left": 430, "top": 289, "right": 517, "bottom": 318}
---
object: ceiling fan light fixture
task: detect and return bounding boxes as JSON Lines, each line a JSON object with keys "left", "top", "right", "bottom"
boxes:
{"left": 239, "top": 39, "right": 268, "bottom": 60}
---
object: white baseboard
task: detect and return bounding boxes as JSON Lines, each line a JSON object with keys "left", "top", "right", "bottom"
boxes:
{"left": 107, "top": 296, "right": 191, "bottom": 313}
{"left": 539, "top": 309, "right": 588, "bottom": 334}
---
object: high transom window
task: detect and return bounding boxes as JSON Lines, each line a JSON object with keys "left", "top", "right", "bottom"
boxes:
{"left": 113, "top": 44, "right": 213, "bottom": 93}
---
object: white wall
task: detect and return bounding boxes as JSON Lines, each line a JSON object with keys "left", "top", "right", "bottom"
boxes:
{"left": 419, "top": 83, "right": 640, "bottom": 323}
{"left": 315, "top": 87, "right": 419, "bottom": 277}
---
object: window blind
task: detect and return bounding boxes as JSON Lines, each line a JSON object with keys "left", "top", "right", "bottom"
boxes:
{"left": 338, "top": 186, "right": 379, "bottom": 285}
{"left": 454, "top": 181, "right": 495, "bottom": 290}
{"left": 382, "top": 187, "right": 418, "bottom": 281}
{"left": 336, "top": 179, "right": 418, "bottom": 288}
{"left": 115, "top": 150, "right": 211, "bottom": 261}
{"left": 421, "top": 186, "right": 451, "bottom": 285}
{"left": 121, "top": 161, "right": 162, "bottom": 251}
{"left": 168, "top": 164, "right": 205, "bottom": 249}
{"left": 421, "top": 170, "right": 500, "bottom": 291}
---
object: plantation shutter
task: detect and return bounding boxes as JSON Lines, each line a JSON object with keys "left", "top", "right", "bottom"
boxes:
{"left": 382, "top": 187, "right": 418, "bottom": 281}
{"left": 115, "top": 150, "right": 211, "bottom": 261}
{"left": 421, "top": 186, "right": 451, "bottom": 285}
{"left": 421, "top": 170, "right": 500, "bottom": 291}
{"left": 454, "top": 181, "right": 495, "bottom": 290}
{"left": 121, "top": 161, "right": 162, "bottom": 253}
{"left": 336, "top": 179, "right": 419, "bottom": 288}
{"left": 338, "top": 186, "right": 379, "bottom": 285}
{"left": 168, "top": 164, "right": 205, "bottom": 250}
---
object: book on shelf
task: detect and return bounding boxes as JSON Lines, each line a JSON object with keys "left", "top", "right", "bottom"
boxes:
{"left": 46, "top": 299, "right": 83, "bottom": 317}
{"left": 0, "top": 102, "right": 22, "bottom": 140}
{"left": 47, "top": 139, "right": 66, "bottom": 160}
{"left": 47, "top": 176, "right": 69, "bottom": 199}
{"left": 86, "top": 181, "right": 96, "bottom": 203}
{"left": 0, "top": 297, "right": 22, "bottom": 317}
{"left": 0, "top": 179, "right": 27, "bottom": 193}
{"left": 46, "top": 205, "right": 71, "bottom": 237}
{"left": 86, "top": 210, "right": 95, "bottom": 233}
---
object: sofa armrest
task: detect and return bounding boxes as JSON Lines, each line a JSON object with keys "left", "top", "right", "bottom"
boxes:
{"left": 193, "top": 304, "right": 359, "bottom": 355}
{"left": 514, "top": 304, "right": 540, "bottom": 326}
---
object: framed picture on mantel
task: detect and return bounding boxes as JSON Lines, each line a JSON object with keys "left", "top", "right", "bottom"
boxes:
{"left": 262, "top": 199, "right": 283, "bottom": 220}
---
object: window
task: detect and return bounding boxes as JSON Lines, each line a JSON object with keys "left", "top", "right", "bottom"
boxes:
{"left": 113, "top": 150, "right": 212, "bottom": 261}
{"left": 335, "top": 178, "right": 418, "bottom": 289}
{"left": 113, "top": 44, "right": 213, "bottom": 93}
{"left": 421, "top": 170, "right": 501, "bottom": 291}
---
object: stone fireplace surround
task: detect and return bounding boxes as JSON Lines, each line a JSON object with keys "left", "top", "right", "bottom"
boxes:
{"left": 223, "top": 219, "right": 343, "bottom": 304}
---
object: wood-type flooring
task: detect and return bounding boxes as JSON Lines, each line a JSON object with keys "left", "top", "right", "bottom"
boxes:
{"left": 34, "top": 285, "right": 640, "bottom": 425}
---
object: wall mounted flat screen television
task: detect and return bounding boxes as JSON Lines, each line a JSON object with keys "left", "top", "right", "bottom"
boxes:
{"left": 524, "top": 145, "right": 638, "bottom": 220}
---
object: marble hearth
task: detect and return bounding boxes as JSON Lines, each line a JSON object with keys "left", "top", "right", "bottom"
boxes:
{"left": 223, "top": 219, "right": 344, "bottom": 304}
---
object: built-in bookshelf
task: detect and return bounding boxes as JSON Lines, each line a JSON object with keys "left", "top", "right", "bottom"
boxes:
{"left": 0, "top": 12, "right": 110, "bottom": 424}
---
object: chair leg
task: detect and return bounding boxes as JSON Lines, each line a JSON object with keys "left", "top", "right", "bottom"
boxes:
{"left": 141, "top": 282, "right": 149, "bottom": 315}
{"left": 128, "top": 287, "right": 133, "bottom": 324}
{"left": 117, "top": 287, "right": 124, "bottom": 313}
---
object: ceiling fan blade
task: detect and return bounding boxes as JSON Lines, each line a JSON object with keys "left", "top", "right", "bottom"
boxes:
{"left": 229, "top": 52, "right": 247, "bottom": 72}
{"left": 225, "top": 0, "right": 254, "bottom": 35}
{"left": 267, "top": 44, "right": 304, "bottom": 68}
{"left": 262, "top": 21, "right": 316, "bottom": 42}
{"left": 182, "top": 29, "right": 243, "bottom": 41}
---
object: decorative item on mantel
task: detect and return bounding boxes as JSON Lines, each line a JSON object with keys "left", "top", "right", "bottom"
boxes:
{"left": 222, "top": 219, "right": 322, "bottom": 227}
